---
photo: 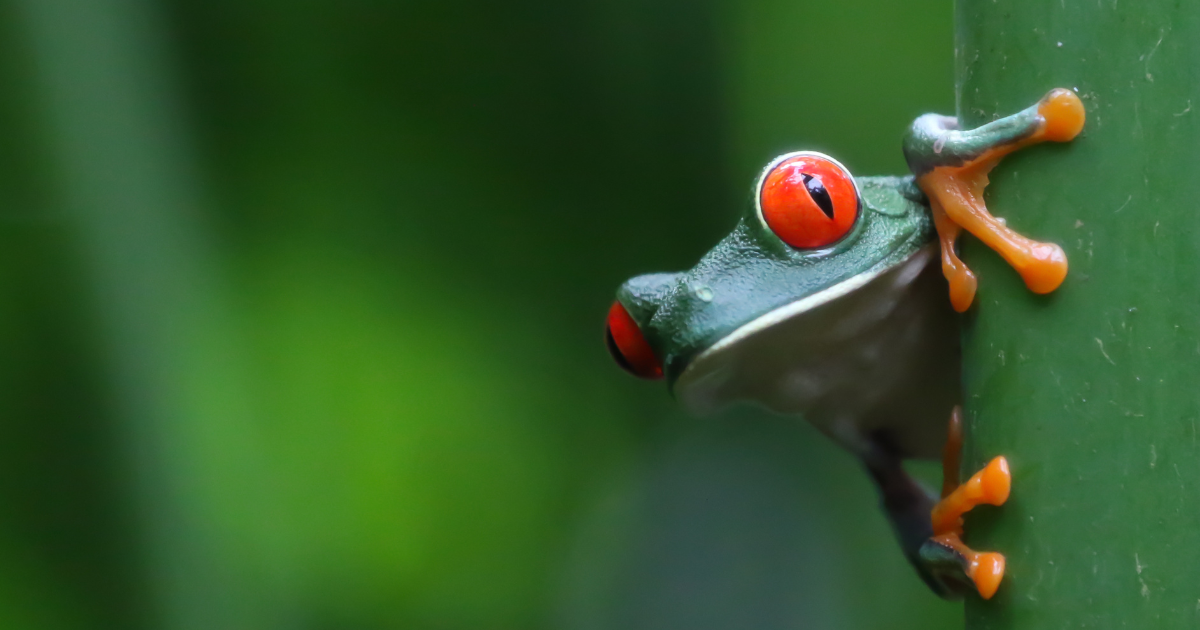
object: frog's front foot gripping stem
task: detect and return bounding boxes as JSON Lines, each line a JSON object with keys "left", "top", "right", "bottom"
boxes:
{"left": 903, "top": 88, "right": 1086, "bottom": 312}
{"left": 920, "top": 407, "right": 1011, "bottom": 600}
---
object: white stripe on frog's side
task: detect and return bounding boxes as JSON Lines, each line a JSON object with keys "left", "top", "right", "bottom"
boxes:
{"left": 691, "top": 247, "right": 929, "bottom": 365}
{"left": 674, "top": 245, "right": 955, "bottom": 460}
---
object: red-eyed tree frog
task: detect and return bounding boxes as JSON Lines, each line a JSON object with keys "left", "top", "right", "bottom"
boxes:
{"left": 605, "top": 89, "right": 1085, "bottom": 600}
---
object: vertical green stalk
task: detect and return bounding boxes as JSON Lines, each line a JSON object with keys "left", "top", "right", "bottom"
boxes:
{"left": 956, "top": 1, "right": 1200, "bottom": 627}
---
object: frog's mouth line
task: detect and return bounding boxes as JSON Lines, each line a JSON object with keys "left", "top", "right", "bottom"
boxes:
{"left": 673, "top": 246, "right": 935, "bottom": 391}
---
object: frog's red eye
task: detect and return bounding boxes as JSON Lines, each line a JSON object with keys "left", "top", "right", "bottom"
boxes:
{"left": 760, "top": 154, "right": 860, "bottom": 249}
{"left": 605, "top": 302, "right": 663, "bottom": 380}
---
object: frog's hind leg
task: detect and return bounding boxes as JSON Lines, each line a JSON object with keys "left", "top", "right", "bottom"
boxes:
{"left": 903, "top": 88, "right": 1085, "bottom": 312}
{"left": 858, "top": 435, "right": 950, "bottom": 597}
{"left": 860, "top": 414, "right": 1013, "bottom": 600}
{"left": 921, "top": 407, "right": 1012, "bottom": 600}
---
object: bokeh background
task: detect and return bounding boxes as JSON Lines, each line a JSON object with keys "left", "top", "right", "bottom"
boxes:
{"left": 0, "top": 0, "right": 962, "bottom": 628}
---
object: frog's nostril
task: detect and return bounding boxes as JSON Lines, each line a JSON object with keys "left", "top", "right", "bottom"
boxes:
{"left": 605, "top": 301, "right": 663, "bottom": 380}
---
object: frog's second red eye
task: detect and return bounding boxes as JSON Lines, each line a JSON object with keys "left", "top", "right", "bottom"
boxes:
{"left": 605, "top": 302, "right": 663, "bottom": 380}
{"left": 760, "top": 153, "right": 860, "bottom": 249}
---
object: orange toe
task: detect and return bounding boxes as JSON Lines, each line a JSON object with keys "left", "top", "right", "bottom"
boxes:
{"left": 1018, "top": 242, "right": 1069, "bottom": 295}
{"left": 979, "top": 456, "right": 1011, "bottom": 506}
{"left": 948, "top": 267, "right": 978, "bottom": 313}
{"left": 972, "top": 552, "right": 1006, "bottom": 600}
{"left": 1038, "top": 88, "right": 1086, "bottom": 142}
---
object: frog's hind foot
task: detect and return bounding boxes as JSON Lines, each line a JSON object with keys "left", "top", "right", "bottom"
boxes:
{"left": 919, "top": 534, "right": 1006, "bottom": 600}
{"left": 860, "top": 410, "right": 1014, "bottom": 601}
{"left": 903, "top": 88, "right": 1085, "bottom": 311}
{"left": 926, "top": 448, "right": 1012, "bottom": 597}
{"left": 918, "top": 407, "right": 1011, "bottom": 599}
{"left": 932, "top": 455, "right": 1011, "bottom": 535}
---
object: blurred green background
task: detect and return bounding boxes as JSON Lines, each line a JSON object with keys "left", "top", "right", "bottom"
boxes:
{"left": 0, "top": 0, "right": 961, "bottom": 628}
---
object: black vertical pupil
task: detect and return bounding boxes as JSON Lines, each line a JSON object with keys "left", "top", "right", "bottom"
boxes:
{"left": 606, "top": 326, "right": 635, "bottom": 374}
{"left": 801, "top": 173, "right": 836, "bottom": 220}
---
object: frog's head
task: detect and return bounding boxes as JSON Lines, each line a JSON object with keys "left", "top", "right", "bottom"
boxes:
{"left": 606, "top": 152, "right": 938, "bottom": 415}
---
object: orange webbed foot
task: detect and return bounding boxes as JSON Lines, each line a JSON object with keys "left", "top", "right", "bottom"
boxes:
{"left": 929, "top": 457, "right": 1011, "bottom": 599}
{"left": 923, "top": 408, "right": 1012, "bottom": 599}
{"left": 914, "top": 88, "right": 1084, "bottom": 310}
{"left": 932, "top": 456, "right": 1011, "bottom": 535}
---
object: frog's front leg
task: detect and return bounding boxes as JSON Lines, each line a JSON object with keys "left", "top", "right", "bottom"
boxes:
{"left": 903, "top": 88, "right": 1086, "bottom": 312}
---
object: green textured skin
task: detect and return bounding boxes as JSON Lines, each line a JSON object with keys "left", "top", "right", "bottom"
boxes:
{"left": 617, "top": 104, "right": 1070, "bottom": 393}
{"left": 903, "top": 104, "right": 1043, "bottom": 176}
{"left": 956, "top": 1, "right": 1200, "bottom": 626}
{"left": 616, "top": 170, "right": 933, "bottom": 385}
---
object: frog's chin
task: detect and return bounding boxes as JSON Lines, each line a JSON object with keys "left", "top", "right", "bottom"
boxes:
{"left": 672, "top": 245, "right": 952, "bottom": 427}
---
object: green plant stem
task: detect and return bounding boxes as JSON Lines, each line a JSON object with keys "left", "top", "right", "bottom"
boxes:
{"left": 956, "top": 1, "right": 1200, "bottom": 627}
